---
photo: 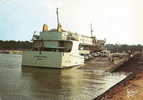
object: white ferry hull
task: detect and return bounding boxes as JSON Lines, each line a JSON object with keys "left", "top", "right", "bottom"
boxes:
{"left": 22, "top": 51, "right": 84, "bottom": 68}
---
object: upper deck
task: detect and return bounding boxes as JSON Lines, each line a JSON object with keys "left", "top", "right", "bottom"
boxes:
{"left": 38, "top": 30, "right": 98, "bottom": 45}
{"left": 39, "top": 31, "right": 67, "bottom": 41}
{"left": 32, "top": 24, "right": 105, "bottom": 52}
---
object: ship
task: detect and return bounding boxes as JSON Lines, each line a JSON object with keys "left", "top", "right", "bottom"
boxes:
{"left": 22, "top": 8, "right": 105, "bottom": 68}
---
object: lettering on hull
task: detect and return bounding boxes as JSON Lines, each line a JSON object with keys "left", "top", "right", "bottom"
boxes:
{"left": 34, "top": 56, "right": 48, "bottom": 60}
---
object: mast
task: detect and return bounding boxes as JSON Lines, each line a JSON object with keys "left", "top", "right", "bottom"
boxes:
{"left": 56, "top": 8, "right": 60, "bottom": 25}
{"left": 90, "top": 23, "right": 97, "bottom": 44}
{"left": 56, "top": 8, "right": 63, "bottom": 32}
{"left": 90, "top": 24, "right": 93, "bottom": 37}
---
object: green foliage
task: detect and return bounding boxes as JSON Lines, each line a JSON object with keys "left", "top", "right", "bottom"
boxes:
{"left": 0, "top": 40, "right": 32, "bottom": 50}
{"left": 105, "top": 44, "right": 143, "bottom": 53}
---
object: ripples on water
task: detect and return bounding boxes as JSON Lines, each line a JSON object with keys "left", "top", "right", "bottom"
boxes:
{"left": 0, "top": 54, "right": 127, "bottom": 100}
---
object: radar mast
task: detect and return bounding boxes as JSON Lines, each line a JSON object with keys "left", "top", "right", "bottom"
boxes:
{"left": 90, "top": 24, "right": 93, "bottom": 37}
{"left": 56, "top": 8, "right": 63, "bottom": 32}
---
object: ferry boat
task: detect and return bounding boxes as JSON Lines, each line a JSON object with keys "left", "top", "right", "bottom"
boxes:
{"left": 22, "top": 9, "right": 105, "bottom": 68}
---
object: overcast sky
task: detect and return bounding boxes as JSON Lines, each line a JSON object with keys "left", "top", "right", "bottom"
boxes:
{"left": 0, "top": 0, "right": 142, "bottom": 44}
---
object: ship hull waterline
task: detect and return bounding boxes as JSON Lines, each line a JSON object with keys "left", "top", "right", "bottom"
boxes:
{"left": 22, "top": 51, "right": 84, "bottom": 69}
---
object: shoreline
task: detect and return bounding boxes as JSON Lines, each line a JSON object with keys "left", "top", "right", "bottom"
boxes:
{"left": 94, "top": 53, "right": 143, "bottom": 100}
{"left": 0, "top": 50, "right": 23, "bottom": 55}
{"left": 0, "top": 50, "right": 133, "bottom": 72}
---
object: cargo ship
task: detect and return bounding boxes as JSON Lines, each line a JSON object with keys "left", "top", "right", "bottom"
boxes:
{"left": 22, "top": 8, "right": 105, "bottom": 68}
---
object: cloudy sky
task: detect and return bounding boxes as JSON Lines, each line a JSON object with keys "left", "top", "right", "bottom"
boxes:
{"left": 0, "top": 0, "right": 142, "bottom": 44}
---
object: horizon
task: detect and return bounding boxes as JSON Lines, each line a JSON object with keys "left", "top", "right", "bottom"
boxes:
{"left": 0, "top": 0, "right": 143, "bottom": 45}
{"left": 0, "top": 40, "right": 142, "bottom": 46}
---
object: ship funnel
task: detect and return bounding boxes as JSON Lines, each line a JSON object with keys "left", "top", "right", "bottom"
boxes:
{"left": 42, "top": 24, "right": 48, "bottom": 32}
{"left": 57, "top": 24, "right": 63, "bottom": 32}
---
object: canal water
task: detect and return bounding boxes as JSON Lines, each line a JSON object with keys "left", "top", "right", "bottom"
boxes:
{"left": 0, "top": 54, "right": 127, "bottom": 100}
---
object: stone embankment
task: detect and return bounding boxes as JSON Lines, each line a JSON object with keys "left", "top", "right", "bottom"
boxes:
{"left": 81, "top": 52, "right": 132, "bottom": 72}
{"left": 95, "top": 53, "right": 143, "bottom": 100}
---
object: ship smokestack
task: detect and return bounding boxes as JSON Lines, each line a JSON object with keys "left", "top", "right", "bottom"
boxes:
{"left": 42, "top": 24, "right": 48, "bottom": 32}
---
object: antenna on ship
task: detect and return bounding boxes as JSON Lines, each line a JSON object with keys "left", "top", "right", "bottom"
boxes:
{"left": 90, "top": 23, "right": 97, "bottom": 44}
{"left": 56, "top": 8, "right": 60, "bottom": 25}
{"left": 56, "top": 8, "right": 63, "bottom": 32}
{"left": 90, "top": 23, "right": 93, "bottom": 37}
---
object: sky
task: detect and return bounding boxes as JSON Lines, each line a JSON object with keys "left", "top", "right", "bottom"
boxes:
{"left": 0, "top": 0, "right": 142, "bottom": 44}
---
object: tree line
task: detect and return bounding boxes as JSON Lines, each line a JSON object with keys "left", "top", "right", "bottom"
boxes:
{"left": 0, "top": 40, "right": 142, "bottom": 52}
{"left": 0, "top": 40, "right": 32, "bottom": 50}
{"left": 106, "top": 44, "right": 143, "bottom": 53}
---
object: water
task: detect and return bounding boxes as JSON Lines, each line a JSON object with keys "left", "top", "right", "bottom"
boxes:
{"left": 0, "top": 54, "right": 127, "bottom": 100}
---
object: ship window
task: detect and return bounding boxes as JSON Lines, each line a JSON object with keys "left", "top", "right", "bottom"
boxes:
{"left": 59, "top": 41, "right": 72, "bottom": 48}
{"left": 32, "top": 40, "right": 72, "bottom": 52}
{"left": 58, "top": 41, "right": 72, "bottom": 52}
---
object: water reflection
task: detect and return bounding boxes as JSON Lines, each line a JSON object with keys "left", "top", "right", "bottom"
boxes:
{"left": 21, "top": 67, "right": 89, "bottom": 99}
{"left": 0, "top": 54, "right": 127, "bottom": 100}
